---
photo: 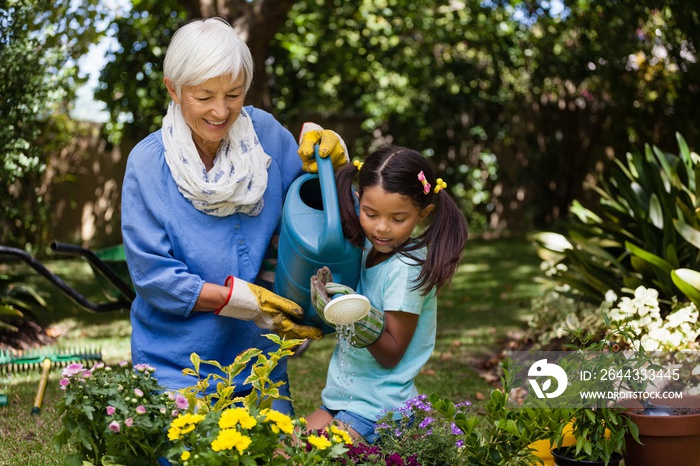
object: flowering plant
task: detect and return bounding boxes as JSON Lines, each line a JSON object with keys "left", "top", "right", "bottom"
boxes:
{"left": 53, "top": 361, "right": 188, "bottom": 466}
{"left": 348, "top": 394, "right": 462, "bottom": 466}
{"left": 349, "top": 359, "right": 563, "bottom": 466}
{"left": 605, "top": 286, "right": 700, "bottom": 351}
{"left": 164, "top": 334, "right": 351, "bottom": 465}
{"left": 166, "top": 405, "right": 351, "bottom": 465}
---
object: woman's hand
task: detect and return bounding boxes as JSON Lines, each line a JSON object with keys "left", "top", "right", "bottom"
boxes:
{"left": 216, "top": 276, "right": 324, "bottom": 341}
{"left": 298, "top": 123, "right": 349, "bottom": 172}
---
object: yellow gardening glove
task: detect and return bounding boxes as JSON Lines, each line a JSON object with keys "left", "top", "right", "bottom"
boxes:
{"left": 216, "top": 276, "right": 323, "bottom": 341}
{"left": 297, "top": 122, "right": 349, "bottom": 173}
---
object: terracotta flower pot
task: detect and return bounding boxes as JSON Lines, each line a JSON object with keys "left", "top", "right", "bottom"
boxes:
{"left": 620, "top": 395, "right": 700, "bottom": 466}
{"left": 550, "top": 447, "right": 623, "bottom": 466}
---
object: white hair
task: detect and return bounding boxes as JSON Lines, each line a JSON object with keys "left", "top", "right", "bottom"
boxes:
{"left": 163, "top": 17, "right": 254, "bottom": 97}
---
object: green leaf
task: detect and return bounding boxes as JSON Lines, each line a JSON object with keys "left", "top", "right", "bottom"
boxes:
{"left": 674, "top": 218, "right": 700, "bottom": 249}
{"left": 671, "top": 269, "right": 700, "bottom": 307}
{"left": 649, "top": 194, "right": 664, "bottom": 229}
{"left": 625, "top": 241, "right": 674, "bottom": 274}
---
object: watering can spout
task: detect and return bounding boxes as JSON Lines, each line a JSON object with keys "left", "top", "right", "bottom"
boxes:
{"left": 274, "top": 146, "right": 361, "bottom": 334}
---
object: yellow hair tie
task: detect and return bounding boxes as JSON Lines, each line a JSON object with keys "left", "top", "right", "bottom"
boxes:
{"left": 353, "top": 160, "right": 364, "bottom": 171}
{"left": 434, "top": 178, "right": 447, "bottom": 194}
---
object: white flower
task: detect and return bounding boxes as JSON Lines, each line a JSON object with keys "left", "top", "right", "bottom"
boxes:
{"left": 605, "top": 290, "right": 618, "bottom": 304}
{"left": 616, "top": 297, "right": 637, "bottom": 318}
{"left": 633, "top": 286, "right": 659, "bottom": 306}
{"left": 640, "top": 334, "right": 661, "bottom": 352}
{"left": 608, "top": 308, "right": 629, "bottom": 322}
{"left": 665, "top": 305, "right": 698, "bottom": 328}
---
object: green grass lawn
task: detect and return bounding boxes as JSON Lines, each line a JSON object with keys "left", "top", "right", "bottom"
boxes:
{"left": 0, "top": 237, "right": 544, "bottom": 465}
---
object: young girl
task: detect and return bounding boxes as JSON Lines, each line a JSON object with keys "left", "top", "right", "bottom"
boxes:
{"left": 305, "top": 145, "right": 468, "bottom": 443}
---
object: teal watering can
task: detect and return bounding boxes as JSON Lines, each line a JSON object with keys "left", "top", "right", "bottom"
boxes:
{"left": 274, "top": 146, "right": 362, "bottom": 334}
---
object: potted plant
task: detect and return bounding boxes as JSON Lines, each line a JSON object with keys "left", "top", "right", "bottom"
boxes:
{"left": 616, "top": 349, "right": 700, "bottom": 466}
{"left": 620, "top": 395, "right": 700, "bottom": 466}
{"left": 600, "top": 285, "right": 700, "bottom": 465}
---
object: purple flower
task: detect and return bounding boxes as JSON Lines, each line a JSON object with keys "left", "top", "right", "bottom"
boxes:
{"left": 108, "top": 421, "right": 120, "bottom": 433}
{"left": 386, "top": 453, "right": 406, "bottom": 465}
{"left": 61, "top": 363, "right": 84, "bottom": 377}
{"left": 106, "top": 406, "right": 116, "bottom": 416}
{"left": 135, "top": 405, "right": 146, "bottom": 415}
{"left": 418, "top": 417, "right": 434, "bottom": 429}
{"left": 59, "top": 378, "right": 70, "bottom": 390}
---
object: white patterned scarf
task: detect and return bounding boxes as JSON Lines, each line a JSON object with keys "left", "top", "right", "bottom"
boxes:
{"left": 162, "top": 102, "right": 271, "bottom": 217}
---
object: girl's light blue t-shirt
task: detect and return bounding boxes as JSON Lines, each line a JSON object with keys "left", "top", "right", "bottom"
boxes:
{"left": 321, "top": 244, "right": 437, "bottom": 421}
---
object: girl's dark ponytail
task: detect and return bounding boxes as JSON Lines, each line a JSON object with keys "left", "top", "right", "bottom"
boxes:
{"left": 414, "top": 189, "right": 468, "bottom": 292}
{"left": 336, "top": 162, "right": 364, "bottom": 248}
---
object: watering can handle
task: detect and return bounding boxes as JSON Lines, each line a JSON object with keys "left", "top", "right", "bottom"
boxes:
{"left": 315, "top": 145, "right": 345, "bottom": 255}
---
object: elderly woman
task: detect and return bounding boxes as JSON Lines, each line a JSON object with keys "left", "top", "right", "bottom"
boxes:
{"left": 121, "top": 17, "right": 346, "bottom": 414}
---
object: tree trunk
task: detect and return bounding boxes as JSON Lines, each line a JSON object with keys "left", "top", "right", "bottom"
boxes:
{"left": 181, "top": 0, "right": 297, "bottom": 111}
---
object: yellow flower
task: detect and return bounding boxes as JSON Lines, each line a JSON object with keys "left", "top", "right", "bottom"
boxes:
{"left": 180, "top": 450, "right": 191, "bottom": 461}
{"left": 219, "top": 407, "right": 257, "bottom": 430}
{"left": 261, "top": 408, "right": 294, "bottom": 435}
{"left": 329, "top": 425, "right": 353, "bottom": 445}
{"left": 211, "top": 428, "right": 252, "bottom": 454}
{"left": 307, "top": 434, "right": 332, "bottom": 451}
{"left": 168, "top": 413, "right": 205, "bottom": 440}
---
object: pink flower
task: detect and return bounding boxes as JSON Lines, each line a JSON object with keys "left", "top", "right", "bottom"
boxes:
{"left": 125, "top": 417, "right": 133, "bottom": 427}
{"left": 134, "top": 363, "right": 155, "bottom": 373}
{"left": 175, "top": 395, "right": 189, "bottom": 410}
{"left": 106, "top": 406, "right": 116, "bottom": 416}
{"left": 172, "top": 409, "right": 179, "bottom": 418}
{"left": 119, "top": 360, "right": 129, "bottom": 367}
{"left": 61, "top": 363, "right": 84, "bottom": 377}
{"left": 108, "top": 421, "right": 120, "bottom": 433}
{"left": 90, "top": 362, "right": 105, "bottom": 371}
{"left": 81, "top": 370, "right": 92, "bottom": 378}
{"left": 135, "top": 405, "right": 147, "bottom": 415}
{"left": 133, "top": 388, "right": 144, "bottom": 397}
{"left": 59, "top": 378, "right": 70, "bottom": 390}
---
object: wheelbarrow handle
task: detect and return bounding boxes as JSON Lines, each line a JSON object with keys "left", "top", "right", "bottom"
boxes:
{"left": 0, "top": 245, "right": 130, "bottom": 313}
{"left": 50, "top": 242, "right": 136, "bottom": 303}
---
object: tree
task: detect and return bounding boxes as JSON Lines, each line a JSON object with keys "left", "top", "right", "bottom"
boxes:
{"left": 97, "top": 0, "right": 700, "bottom": 235}
{"left": 96, "top": 0, "right": 297, "bottom": 144}
{"left": 0, "top": 0, "right": 107, "bottom": 250}
{"left": 271, "top": 0, "right": 700, "bottom": 232}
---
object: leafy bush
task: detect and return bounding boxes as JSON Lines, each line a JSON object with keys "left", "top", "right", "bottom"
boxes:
{"left": 0, "top": 1, "right": 106, "bottom": 250}
{"left": 53, "top": 361, "right": 184, "bottom": 466}
{"left": 531, "top": 133, "right": 700, "bottom": 315}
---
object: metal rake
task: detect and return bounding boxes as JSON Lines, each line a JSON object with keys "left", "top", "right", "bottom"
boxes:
{"left": 0, "top": 346, "right": 102, "bottom": 414}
